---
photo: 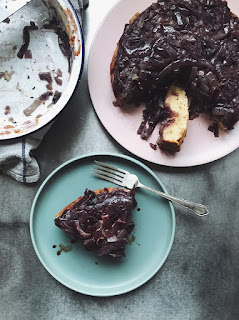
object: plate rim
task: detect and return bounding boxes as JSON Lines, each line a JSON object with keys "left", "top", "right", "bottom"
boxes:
{"left": 88, "top": 0, "right": 239, "bottom": 168}
{"left": 30, "top": 152, "right": 176, "bottom": 297}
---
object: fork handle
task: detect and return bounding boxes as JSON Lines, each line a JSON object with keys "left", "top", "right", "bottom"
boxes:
{"left": 138, "top": 183, "right": 208, "bottom": 216}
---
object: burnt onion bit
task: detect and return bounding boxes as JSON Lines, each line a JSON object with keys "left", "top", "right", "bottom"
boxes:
{"left": 38, "top": 72, "right": 52, "bottom": 84}
{"left": 52, "top": 91, "right": 62, "bottom": 104}
{"left": 112, "top": 0, "right": 239, "bottom": 135}
{"left": 208, "top": 122, "right": 219, "bottom": 137}
{"left": 54, "top": 188, "right": 136, "bottom": 258}
{"left": 17, "top": 21, "right": 38, "bottom": 59}
{"left": 43, "top": 18, "right": 73, "bottom": 73}
{"left": 137, "top": 94, "right": 165, "bottom": 140}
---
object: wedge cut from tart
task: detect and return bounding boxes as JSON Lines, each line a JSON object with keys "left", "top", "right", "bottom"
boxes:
{"left": 111, "top": 0, "right": 239, "bottom": 152}
{"left": 157, "top": 85, "right": 189, "bottom": 152}
{"left": 54, "top": 187, "right": 136, "bottom": 258}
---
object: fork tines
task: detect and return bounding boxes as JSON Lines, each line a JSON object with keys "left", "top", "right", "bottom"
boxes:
{"left": 92, "top": 161, "right": 125, "bottom": 187}
{"left": 94, "top": 161, "right": 126, "bottom": 174}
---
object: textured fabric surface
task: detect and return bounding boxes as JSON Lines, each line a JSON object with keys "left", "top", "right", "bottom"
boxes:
{"left": 0, "top": 0, "right": 87, "bottom": 183}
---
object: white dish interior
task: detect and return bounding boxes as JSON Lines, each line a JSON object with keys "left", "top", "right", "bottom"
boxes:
{"left": 0, "top": 0, "right": 83, "bottom": 139}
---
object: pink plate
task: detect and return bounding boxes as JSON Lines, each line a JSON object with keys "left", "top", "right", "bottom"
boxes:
{"left": 88, "top": 0, "right": 239, "bottom": 167}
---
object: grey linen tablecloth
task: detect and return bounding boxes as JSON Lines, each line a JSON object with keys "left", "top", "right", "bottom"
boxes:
{"left": 0, "top": 0, "right": 88, "bottom": 183}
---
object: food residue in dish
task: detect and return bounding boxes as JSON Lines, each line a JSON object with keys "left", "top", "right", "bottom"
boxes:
{"left": 17, "top": 21, "right": 38, "bottom": 59}
{"left": 55, "top": 76, "right": 62, "bottom": 86}
{"left": 57, "top": 69, "right": 63, "bottom": 77}
{"left": 39, "top": 70, "right": 63, "bottom": 91}
{"left": 43, "top": 18, "right": 73, "bottom": 73}
{"left": 4, "top": 106, "right": 11, "bottom": 115}
{"left": 23, "top": 90, "right": 59, "bottom": 116}
{"left": 8, "top": 117, "right": 16, "bottom": 124}
{"left": 52, "top": 91, "right": 62, "bottom": 104}
{"left": 39, "top": 91, "right": 53, "bottom": 101}
{"left": 39, "top": 72, "right": 52, "bottom": 85}
{"left": 23, "top": 99, "right": 41, "bottom": 117}
{"left": 0, "top": 0, "right": 79, "bottom": 137}
{"left": 0, "top": 71, "right": 14, "bottom": 82}
{"left": 3, "top": 17, "right": 10, "bottom": 24}
{"left": 24, "top": 49, "right": 32, "bottom": 59}
{"left": 56, "top": 244, "right": 72, "bottom": 256}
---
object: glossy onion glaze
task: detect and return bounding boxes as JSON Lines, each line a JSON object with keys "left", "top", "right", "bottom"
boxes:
{"left": 55, "top": 188, "right": 136, "bottom": 258}
{"left": 112, "top": 0, "right": 239, "bottom": 138}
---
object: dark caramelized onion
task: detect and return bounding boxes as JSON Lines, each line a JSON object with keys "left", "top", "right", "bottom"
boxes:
{"left": 112, "top": 0, "right": 239, "bottom": 137}
{"left": 43, "top": 18, "right": 73, "bottom": 72}
{"left": 52, "top": 91, "right": 62, "bottom": 104}
{"left": 39, "top": 72, "right": 52, "bottom": 84}
{"left": 39, "top": 91, "right": 53, "bottom": 101}
{"left": 17, "top": 21, "right": 38, "bottom": 59}
{"left": 55, "top": 188, "right": 136, "bottom": 258}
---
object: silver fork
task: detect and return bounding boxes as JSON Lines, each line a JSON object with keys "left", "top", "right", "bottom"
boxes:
{"left": 93, "top": 161, "right": 208, "bottom": 216}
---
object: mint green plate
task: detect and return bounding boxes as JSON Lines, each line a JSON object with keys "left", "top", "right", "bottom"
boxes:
{"left": 30, "top": 153, "right": 175, "bottom": 296}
